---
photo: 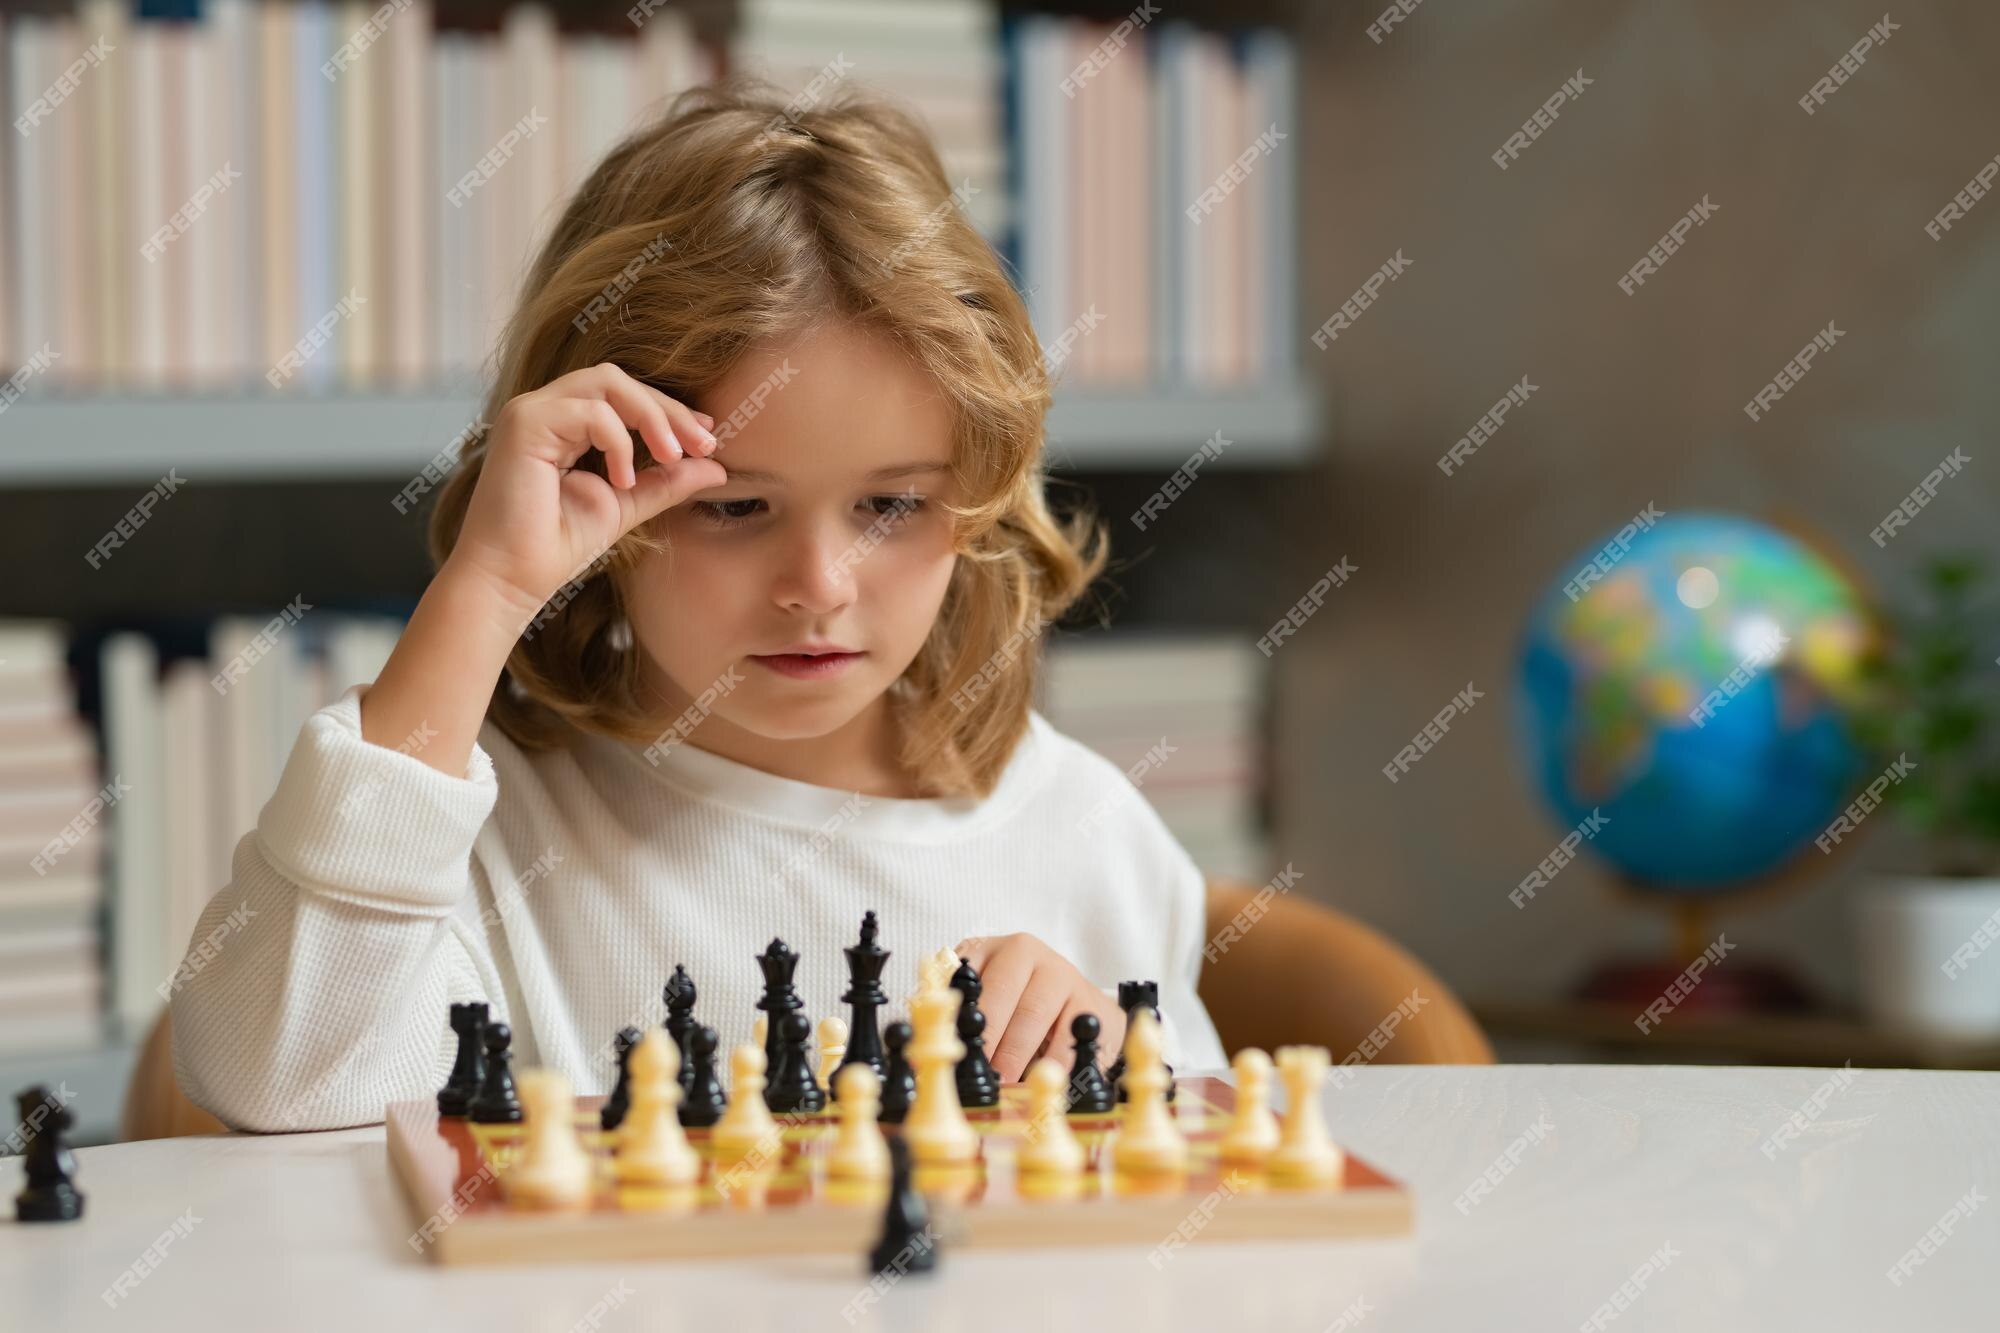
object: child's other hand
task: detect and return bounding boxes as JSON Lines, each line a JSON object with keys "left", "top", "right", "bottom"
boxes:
{"left": 952, "top": 933, "right": 1126, "bottom": 1083}
{"left": 449, "top": 363, "right": 728, "bottom": 619}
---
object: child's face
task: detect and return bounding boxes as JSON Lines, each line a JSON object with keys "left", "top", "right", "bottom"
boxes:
{"left": 625, "top": 321, "right": 960, "bottom": 748}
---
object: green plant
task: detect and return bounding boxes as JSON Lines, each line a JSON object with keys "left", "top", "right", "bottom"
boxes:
{"left": 1856, "top": 555, "right": 2000, "bottom": 877}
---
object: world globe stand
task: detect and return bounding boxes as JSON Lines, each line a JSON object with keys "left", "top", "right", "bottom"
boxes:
{"left": 1573, "top": 890, "right": 1817, "bottom": 1014}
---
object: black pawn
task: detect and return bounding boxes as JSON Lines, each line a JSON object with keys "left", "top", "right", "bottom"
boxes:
{"left": 948, "top": 958, "right": 1002, "bottom": 1108}
{"left": 468, "top": 1022, "right": 523, "bottom": 1124}
{"left": 13, "top": 1086, "right": 84, "bottom": 1223}
{"left": 878, "top": 1020, "right": 917, "bottom": 1124}
{"left": 663, "top": 965, "right": 698, "bottom": 1098}
{"left": 1064, "top": 1013, "right": 1115, "bottom": 1114}
{"left": 868, "top": 1134, "right": 937, "bottom": 1278}
{"left": 437, "top": 1001, "right": 488, "bottom": 1117}
{"left": 600, "top": 1026, "right": 640, "bottom": 1131}
{"left": 679, "top": 1024, "right": 728, "bottom": 1128}
{"left": 766, "top": 1011, "right": 825, "bottom": 1114}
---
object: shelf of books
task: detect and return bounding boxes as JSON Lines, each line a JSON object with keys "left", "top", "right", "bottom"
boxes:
{"left": 1, "top": 0, "right": 1316, "bottom": 481}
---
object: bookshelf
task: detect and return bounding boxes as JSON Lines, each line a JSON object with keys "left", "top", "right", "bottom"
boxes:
{"left": 0, "top": 382, "right": 1321, "bottom": 485}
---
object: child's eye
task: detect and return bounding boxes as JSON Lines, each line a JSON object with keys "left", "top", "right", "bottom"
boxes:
{"left": 689, "top": 498, "right": 765, "bottom": 527}
{"left": 865, "top": 494, "right": 927, "bottom": 523}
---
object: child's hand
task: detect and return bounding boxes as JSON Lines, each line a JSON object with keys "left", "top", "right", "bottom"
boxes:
{"left": 952, "top": 933, "right": 1126, "bottom": 1083}
{"left": 447, "top": 363, "right": 728, "bottom": 619}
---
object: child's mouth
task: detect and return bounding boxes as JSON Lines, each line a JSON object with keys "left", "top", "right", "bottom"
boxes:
{"left": 749, "top": 651, "right": 864, "bottom": 680}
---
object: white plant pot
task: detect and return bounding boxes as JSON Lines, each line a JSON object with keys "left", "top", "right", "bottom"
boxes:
{"left": 1855, "top": 876, "right": 2000, "bottom": 1037}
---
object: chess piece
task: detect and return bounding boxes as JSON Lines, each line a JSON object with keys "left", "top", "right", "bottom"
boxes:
{"left": 13, "top": 1086, "right": 84, "bottom": 1223}
{"left": 755, "top": 938, "right": 804, "bottom": 1105}
{"left": 712, "top": 1043, "right": 782, "bottom": 1162}
{"left": 911, "top": 946, "right": 958, "bottom": 1003}
{"left": 817, "top": 1016, "right": 850, "bottom": 1093}
{"left": 767, "top": 1011, "right": 826, "bottom": 1114}
{"left": 903, "top": 984, "right": 977, "bottom": 1165}
{"left": 613, "top": 1030, "right": 699, "bottom": 1186}
{"left": 1065, "top": 1013, "right": 1115, "bottom": 1113}
{"left": 868, "top": 1135, "right": 938, "bottom": 1278}
{"left": 469, "top": 1022, "right": 524, "bottom": 1124}
{"left": 878, "top": 1020, "right": 917, "bottom": 1124}
{"left": 752, "top": 1014, "right": 767, "bottom": 1050}
{"left": 1107, "top": 980, "right": 1175, "bottom": 1103}
{"left": 1219, "top": 1048, "right": 1281, "bottom": 1167}
{"left": 1017, "top": 1059, "right": 1085, "bottom": 1177}
{"left": 679, "top": 1024, "right": 728, "bottom": 1128}
{"left": 837, "top": 911, "right": 890, "bottom": 1084}
{"left": 663, "top": 964, "right": 698, "bottom": 1097}
{"left": 949, "top": 958, "right": 1002, "bottom": 1107}
{"left": 827, "top": 1065, "right": 891, "bottom": 1182}
{"left": 601, "top": 1026, "right": 641, "bottom": 1131}
{"left": 1110, "top": 1009, "right": 1187, "bottom": 1174}
{"left": 438, "top": 1001, "right": 488, "bottom": 1116}
{"left": 504, "top": 1069, "right": 593, "bottom": 1208}
{"left": 1269, "top": 1045, "right": 1344, "bottom": 1186}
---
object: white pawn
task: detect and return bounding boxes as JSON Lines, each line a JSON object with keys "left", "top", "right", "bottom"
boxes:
{"left": 1219, "top": 1048, "right": 1281, "bottom": 1167}
{"left": 817, "top": 1016, "right": 849, "bottom": 1091}
{"left": 613, "top": 1029, "right": 700, "bottom": 1186}
{"left": 1269, "top": 1045, "right": 1344, "bottom": 1186}
{"left": 1017, "top": 1058, "right": 1085, "bottom": 1177}
{"left": 711, "top": 1042, "right": 781, "bottom": 1162}
{"left": 503, "top": 1069, "right": 593, "bottom": 1208}
{"left": 903, "top": 984, "right": 978, "bottom": 1165}
{"left": 827, "top": 1065, "right": 891, "bottom": 1182}
{"left": 1111, "top": 1008, "right": 1188, "bottom": 1174}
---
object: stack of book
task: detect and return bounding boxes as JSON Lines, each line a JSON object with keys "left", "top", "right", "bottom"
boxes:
{"left": 0, "top": 0, "right": 719, "bottom": 392}
{"left": 1038, "top": 633, "right": 1269, "bottom": 883}
{"left": 99, "top": 611, "right": 403, "bottom": 1037}
{"left": 1005, "top": 16, "right": 1298, "bottom": 388}
{"left": 2, "top": 1, "right": 1298, "bottom": 396}
{"left": 0, "top": 623, "right": 105, "bottom": 1057}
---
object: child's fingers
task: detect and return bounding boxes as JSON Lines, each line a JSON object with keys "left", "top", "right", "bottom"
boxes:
{"left": 966, "top": 947, "right": 1033, "bottom": 1061}
{"left": 597, "top": 374, "right": 683, "bottom": 465}
{"left": 990, "top": 973, "right": 1066, "bottom": 1083}
{"left": 541, "top": 398, "right": 641, "bottom": 488}
{"left": 615, "top": 456, "right": 726, "bottom": 532}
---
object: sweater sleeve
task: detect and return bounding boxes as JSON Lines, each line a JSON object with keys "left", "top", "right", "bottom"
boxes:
{"left": 169, "top": 684, "right": 505, "bottom": 1133}
{"left": 1157, "top": 838, "right": 1230, "bottom": 1076}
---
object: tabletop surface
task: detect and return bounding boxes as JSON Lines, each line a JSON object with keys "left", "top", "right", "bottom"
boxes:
{"left": 5, "top": 1063, "right": 1995, "bottom": 1333}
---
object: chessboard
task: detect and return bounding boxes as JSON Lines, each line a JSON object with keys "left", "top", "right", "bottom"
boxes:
{"left": 387, "top": 1078, "right": 1412, "bottom": 1264}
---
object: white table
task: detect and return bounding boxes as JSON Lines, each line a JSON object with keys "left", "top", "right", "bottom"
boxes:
{"left": 6, "top": 1065, "right": 1995, "bottom": 1332}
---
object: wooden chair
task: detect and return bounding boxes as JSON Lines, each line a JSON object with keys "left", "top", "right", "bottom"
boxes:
{"left": 121, "top": 877, "right": 1491, "bottom": 1142}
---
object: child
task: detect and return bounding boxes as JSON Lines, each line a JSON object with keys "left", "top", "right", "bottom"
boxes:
{"left": 172, "top": 77, "right": 1227, "bottom": 1132}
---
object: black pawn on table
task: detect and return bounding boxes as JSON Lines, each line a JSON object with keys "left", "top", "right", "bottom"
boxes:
{"left": 948, "top": 958, "right": 1001, "bottom": 1107}
{"left": 1108, "top": 980, "right": 1175, "bottom": 1103}
{"left": 679, "top": 1024, "right": 728, "bottom": 1128}
{"left": 868, "top": 1134, "right": 938, "bottom": 1278}
{"left": 13, "top": 1085, "right": 84, "bottom": 1223}
{"left": 601, "top": 1026, "right": 641, "bottom": 1131}
{"left": 878, "top": 1020, "right": 916, "bottom": 1124}
{"left": 836, "top": 910, "right": 890, "bottom": 1086}
{"left": 663, "top": 964, "right": 698, "bottom": 1097}
{"left": 1064, "top": 1012, "right": 1115, "bottom": 1113}
{"left": 755, "top": 938, "right": 804, "bottom": 1107}
{"left": 469, "top": 1022, "right": 523, "bottom": 1124}
{"left": 437, "top": 1000, "right": 488, "bottom": 1117}
{"left": 766, "top": 1011, "right": 826, "bottom": 1114}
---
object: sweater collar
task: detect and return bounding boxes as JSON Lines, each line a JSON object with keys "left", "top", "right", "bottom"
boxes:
{"left": 600, "top": 711, "right": 1055, "bottom": 844}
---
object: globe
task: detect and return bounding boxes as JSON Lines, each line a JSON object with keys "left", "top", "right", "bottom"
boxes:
{"left": 1518, "top": 511, "right": 1875, "bottom": 895}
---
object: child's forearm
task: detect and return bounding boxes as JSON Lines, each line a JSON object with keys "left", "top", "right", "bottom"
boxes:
{"left": 360, "top": 559, "right": 532, "bottom": 776}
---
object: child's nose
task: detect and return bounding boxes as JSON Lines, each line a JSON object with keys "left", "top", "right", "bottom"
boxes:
{"left": 770, "top": 523, "right": 860, "bottom": 614}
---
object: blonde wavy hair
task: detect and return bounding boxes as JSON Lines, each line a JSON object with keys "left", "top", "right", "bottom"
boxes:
{"left": 427, "top": 75, "right": 1108, "bottom": 798}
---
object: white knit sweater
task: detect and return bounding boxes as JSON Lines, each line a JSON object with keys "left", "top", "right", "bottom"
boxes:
{"left": 171, "top": 685, "right": 1229, "bottom": 1132}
